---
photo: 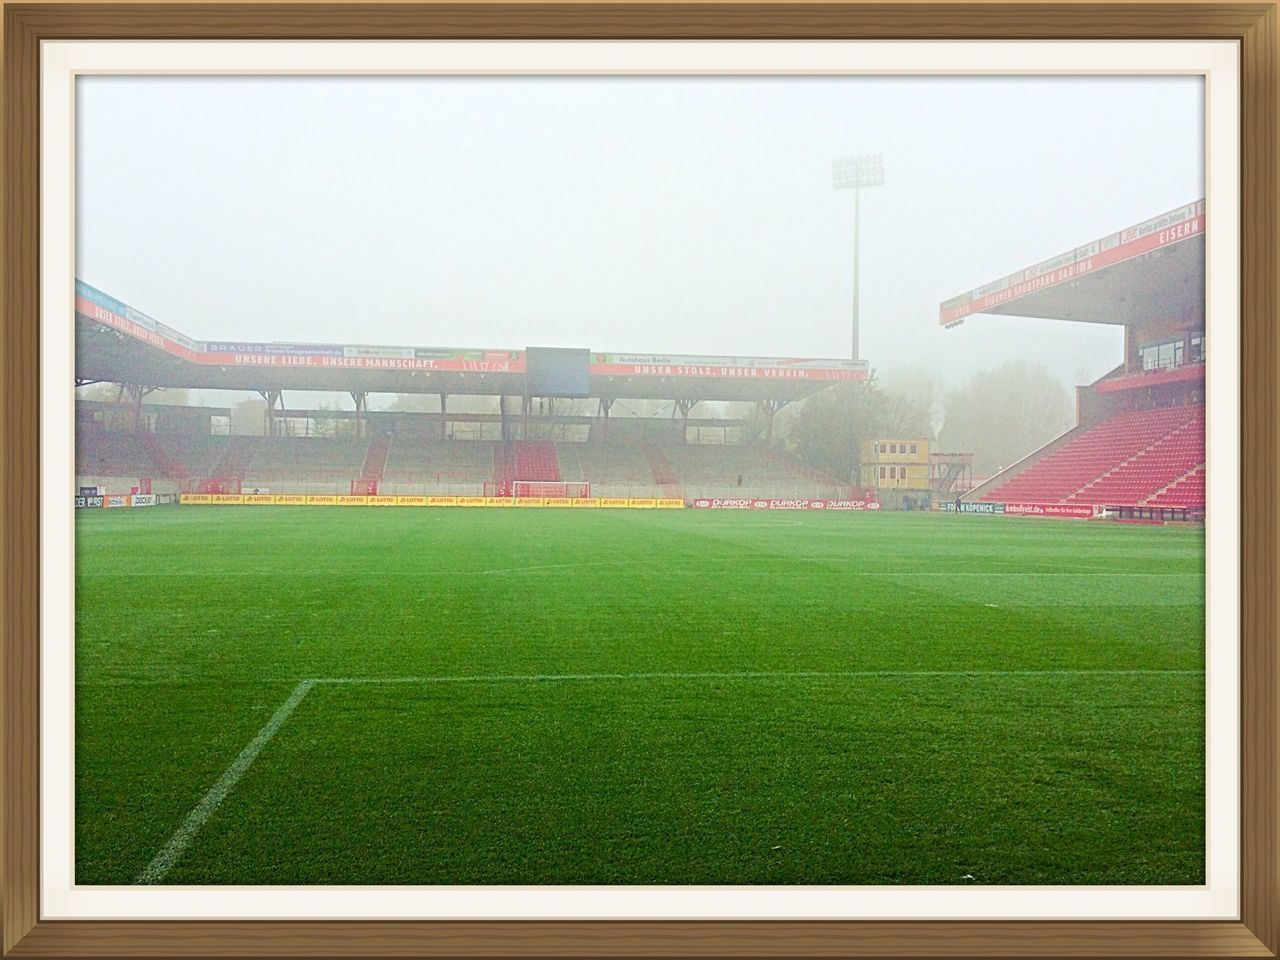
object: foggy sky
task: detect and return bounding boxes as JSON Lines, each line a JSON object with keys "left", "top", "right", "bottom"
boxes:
{"left": 76, "top": 74, "right": 1202, "bottom": 403}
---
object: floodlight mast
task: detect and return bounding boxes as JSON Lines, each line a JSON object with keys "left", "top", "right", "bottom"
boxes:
{"left": 832, "top": 154, "right": 884, "bottom": 361}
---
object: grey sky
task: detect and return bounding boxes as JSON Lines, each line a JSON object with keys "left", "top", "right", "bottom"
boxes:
{"left": 77, "top": 74, "right": 1202, "bottom": 402}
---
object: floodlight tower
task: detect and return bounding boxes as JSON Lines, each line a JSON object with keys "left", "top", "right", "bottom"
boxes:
{"left": 832, "top": 153, "right": 884, "bottom": 361}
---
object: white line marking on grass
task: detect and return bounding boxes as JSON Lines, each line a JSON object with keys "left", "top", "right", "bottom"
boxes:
{"left": 313, "top": 669, "right": 1203, "bottom": 686}
{"left": 135, "top": 679, "right": 314, "bottom": 885}
{"left": 81, "top": 569, "right": 1203, "bottom": 578}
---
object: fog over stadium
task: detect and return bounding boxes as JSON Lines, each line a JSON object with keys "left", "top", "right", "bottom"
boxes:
{"left": 76, "top": 74, "right": 1202, "bottom": 410}
{"left": 72, "top": 71, "right": 1210, "bottom": 889}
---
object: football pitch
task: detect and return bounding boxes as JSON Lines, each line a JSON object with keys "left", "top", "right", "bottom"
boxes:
{"left": 75, "top": 507, "right": 1205, "bottom": 886}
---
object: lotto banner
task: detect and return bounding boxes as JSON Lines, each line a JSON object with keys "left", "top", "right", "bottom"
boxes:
{"left": 242, "top": 494, "right": 274, "bottom": 505}
{"left": 275, "top": 494, "right": 307, "bottom": 505}
{"left": 211, "top": 494, "right": 244, "bottom": 505}
{"left": 544, "top": 498, "right": 573, "bottom": 508}
{"left": 627, "top": 499, "right": 658, "bottom": 508}
{"left": 426, "top": 496, "right": 458, "bottom": 507}
{"left": 656, "top": 499, "right": 686, "bottom": 509}
{"left": 599, "top": 498, "right": 631, "bottom": 509}
{"left": 478, "top": 497, "right": 511, "bottom": 507}
{"left": 571, "top": 498, "right": 601, "bottom": 508}
{"left": 336, "top": 495, "right": 367, "bottom": 505}
{"left": 514, "top": 498, "right": 547, "bottom": 508}
{"left": 180, "top": 493, "right": 211, "bottom": 505}
{"left": 397, "top": 496, "right": 428, "bottom": 506}
{"left": 306, "top": 495, "right": 338, "bottom": 505}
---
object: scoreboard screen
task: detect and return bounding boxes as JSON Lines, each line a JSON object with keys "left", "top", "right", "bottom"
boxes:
{"left": 526, "top": 347, "right": 590, "bottom": 398}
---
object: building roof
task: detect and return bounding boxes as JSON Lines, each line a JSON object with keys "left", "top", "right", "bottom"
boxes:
{"left": 939, "top": 200, "right": 1204, "bottom": 329}
{"left": 75, "top": 282, "right": 867, "bottom": 403}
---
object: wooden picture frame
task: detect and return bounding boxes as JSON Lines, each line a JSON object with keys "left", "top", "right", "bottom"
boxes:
{"left": 3, "top": 3, "right": 1275, "bottom": 956}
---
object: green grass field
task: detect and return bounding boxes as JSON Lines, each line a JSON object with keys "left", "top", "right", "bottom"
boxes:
{"left": 75, "top": 507, "right": 1204, "bottom": 885}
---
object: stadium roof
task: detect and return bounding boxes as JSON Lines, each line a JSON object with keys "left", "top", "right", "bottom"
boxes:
{"left": 75, "top": 282, "right": 867, "bottom": 403}
{"left": 939, "top": 200, "right": 1204, "bottom": 329}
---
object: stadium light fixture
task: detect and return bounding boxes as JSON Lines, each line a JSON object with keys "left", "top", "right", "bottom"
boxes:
{"left": 832, "top": 153, "right": 885, "bottom": 361}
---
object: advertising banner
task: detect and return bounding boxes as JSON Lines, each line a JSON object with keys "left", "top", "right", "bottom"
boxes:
{"left": 544, "top": 498, "right": 573, "bottom": 508}
{"left": 656, "top": 499, "right": 686, "bottom": 509}
{"left": 242, "top": 494, "right": 274, "bottom": 505}
{"left": 75, "top": 495, "right": 105, "bottom": 509}
{"left": 476, "top": 497, "right": 508, "bottom": 507}
{"left": 211, "top": 494, "right": 244, "bottom": 505}
{"left": 274, "top": 494, "right": 307, "bottom": 504}
{"left": 368, "top": 496, "right": 397, "bottom": 506}
{"left": 627, "top": 499, "right": 658, "bottom": 508}
{"left": 590, "top": 354, "right": 868, "bottom": 381}
{"left": 426, "top": 496, "right": 458, "bottom": 506}
{"left": 689, "top": 498, "right": 878, "bottom": 511}
{"left": 305, "top": 495, "right": 338, "bottom": 505}
{"left": 572, "top": 498, "right": 601, "bottom": 508}
{"left": 1004, "top": 502, "right": 1097, "bottom": 518}
{"left": 201, "top": 348, "right": 523, "bottom": 373}
{"left": 180, "top": 493, "right": 211, "bottom": 505}
{"left": 396, "top": 496, "right": 428, "bottom": 506}
{"left": 336, "top": 495, "right": 367, "bottom": 505}
{"left": 103, "top": 494, "right": 130, "bottom": 508}
{"left": 514, "top": 498, "right": 547, "bottom": 507}
{"left": 599, "top": 498, "right": 631, "bottom": 509}
{"left": 205, "top": 341, "right": 345, "bottom": 358}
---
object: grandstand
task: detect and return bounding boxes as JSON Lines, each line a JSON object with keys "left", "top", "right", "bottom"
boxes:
{"left": 943, "top": 200, "right": 1205, "bottom": 521}
{"left": 73, "top": 282, "right": 865, "bottom": 504}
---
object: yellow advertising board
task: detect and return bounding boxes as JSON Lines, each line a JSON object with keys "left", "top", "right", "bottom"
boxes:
{"left": 180, "top": 491, "right": 684, "bottom": 510}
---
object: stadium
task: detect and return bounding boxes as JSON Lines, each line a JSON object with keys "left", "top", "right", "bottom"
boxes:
{"left": 74, "top": 283, "right": 870, "bottom": 509}
{"left": 74, "top": 199, "right": 1206, "bottom": 886}
{"left": 76, "top": 201, "right": 1203, "bottom": 518}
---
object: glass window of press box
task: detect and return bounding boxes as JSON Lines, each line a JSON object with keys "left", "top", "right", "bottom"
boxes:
{"left": 1141, "top": 333, "right": 1204, "bottom": 371}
